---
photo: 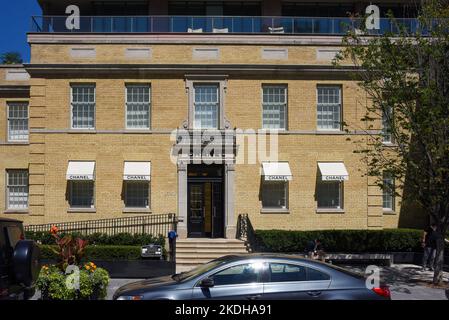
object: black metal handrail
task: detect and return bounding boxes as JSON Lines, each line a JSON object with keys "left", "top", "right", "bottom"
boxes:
{"left": 24, "top": 213, "right": 177, "bottom": 237}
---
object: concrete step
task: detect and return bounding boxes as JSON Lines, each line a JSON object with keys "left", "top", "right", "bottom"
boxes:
{"left": 177, "top": 251, "right": 246, "bottom": 259}
{"left": 176, "top": 243, "right": 247, "bottom": 249}
{"left": 176, "top": 247, "right": 247, "bottom": 254}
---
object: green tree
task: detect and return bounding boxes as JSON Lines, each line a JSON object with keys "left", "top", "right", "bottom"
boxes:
{"left": 336, "top": 0, "right": 449, "bottom": 284}
{"left": 0, "top": 52, "right": 23, "bottom": 64}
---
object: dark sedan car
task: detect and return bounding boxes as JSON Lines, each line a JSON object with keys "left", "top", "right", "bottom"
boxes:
{"left": 113, "top": 254, "right": 390, "bottom": 300}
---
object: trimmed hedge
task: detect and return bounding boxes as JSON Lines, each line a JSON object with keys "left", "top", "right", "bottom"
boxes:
{"left": 40, "top": 245, "right": 143, "bottom": 261}
{"left": 254, "top": 229, "right": 424, "bottom": 253}
{"left": 26, "top": 231, "right": 165, "bottom": 247}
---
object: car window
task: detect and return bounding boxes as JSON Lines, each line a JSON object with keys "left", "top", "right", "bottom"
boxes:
{"left": 269, "top": 263, "right": 307, "bottom": 282}
{"left": 306, "top": 267, "right": 330, "bottom": 281}
{"left": 211, "top": 263, "right": 263, "bottom": 286}
{"left": 6, "top": 226, "right": 22, "bottom": 248}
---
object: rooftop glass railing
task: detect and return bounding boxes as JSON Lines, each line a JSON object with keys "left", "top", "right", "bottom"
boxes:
{"left": 30, "top": 15, "right": 422, "bottom": 35}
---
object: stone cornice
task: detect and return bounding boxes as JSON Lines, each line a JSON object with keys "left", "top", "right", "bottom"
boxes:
{"left": 27, "top": 33, "right": 347, "bottom": 46}
{"left": 24, "top": 63, "right": 359, "bottom": 78}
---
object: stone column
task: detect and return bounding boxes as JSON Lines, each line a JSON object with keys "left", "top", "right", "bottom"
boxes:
{"left": 177, "top": 161, "right": 188, "bottom": 238}
{"left": 225, "top": 163, "right": 236, "bottom": 239}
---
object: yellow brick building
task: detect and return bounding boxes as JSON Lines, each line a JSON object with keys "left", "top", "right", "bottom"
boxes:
{"left": 0, "top": 0, "right": 426, "bottom": 239}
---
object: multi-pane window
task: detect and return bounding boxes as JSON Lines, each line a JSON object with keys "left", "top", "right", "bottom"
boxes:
{"left": 6, "top": 170, "right": 28, "bottom": 209}
{"left": 317, "top": 86, "right": 341, "bottom": 130}
{"left": 262, "top": 181, "right": 288, "bottom": 209}
{"left": 194, "top": 84, "right": 219, "bottom": 129}
{"left": 126, "top": 85, "right": 150, "bottom": 129}
{"left": 7, "top": 102, "right": 29, "bottom": 142}
{"left": 262, "top": 86, "right": 287, "bottom": 129}
{"left": 71, "top": 85, "right": 95, "bottom": 129}
{"left": 383, "top": 172, "right": 395, "bottom": 210}
{"left": 382, "top": 107, "right": 393, "bottom": 143}
{"left": 69, "top": 181, "right": 95, "bottom": 208}
{"left": 317, "top": 181, "right": 342, "bottom": 209}
{"left": 124, "top": 182, "right": 149, "bottom": 208}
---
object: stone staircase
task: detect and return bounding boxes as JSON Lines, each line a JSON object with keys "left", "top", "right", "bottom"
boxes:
{"left": 176, "top": 238, "right": 248, "bottom": 273}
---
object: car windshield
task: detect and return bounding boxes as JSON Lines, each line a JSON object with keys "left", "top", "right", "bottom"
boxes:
{"left": 172, "top": 258, "right": 229, "bottom": 282}
{"left": 325, "top": 263, "right": 366, "bottom": 279}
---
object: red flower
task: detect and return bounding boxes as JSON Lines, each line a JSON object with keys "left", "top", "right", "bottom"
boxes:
{"left": 50, "top": 225, "right": 59, "bottom": 235}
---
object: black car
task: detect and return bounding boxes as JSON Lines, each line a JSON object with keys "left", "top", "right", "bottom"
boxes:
{"left": 113, "top": 254, "right": 390, "bottom": 300}
{"left": 0, "top": 218, "right": 41, "bottom": 300}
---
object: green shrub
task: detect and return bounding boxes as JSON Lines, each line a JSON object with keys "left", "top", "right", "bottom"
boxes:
{"left": 26, "top": 231, "right": 165, "bottom": 247}
{"left": 40, "top": 245, "right": 143, "bottom": 261}
{"left": 37, "top": 264, "right": 109, "bottom": 300}
{"left": 253, "top": 229, "right": 423, "bottom": 253}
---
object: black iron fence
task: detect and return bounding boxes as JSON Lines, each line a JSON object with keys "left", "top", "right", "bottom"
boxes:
{"left": 25, "top": 213, "right": 177, "bottom": 237}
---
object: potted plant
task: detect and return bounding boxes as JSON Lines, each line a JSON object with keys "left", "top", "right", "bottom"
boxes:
{"left": 36, "top": 226, "right": 110, "bottom": 300}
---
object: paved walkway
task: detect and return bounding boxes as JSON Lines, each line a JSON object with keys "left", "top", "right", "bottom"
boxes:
{"left": 344, "top": 264, "right": 449, "bottom": 300}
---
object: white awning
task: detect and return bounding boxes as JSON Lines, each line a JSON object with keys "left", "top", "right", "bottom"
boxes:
{"left": 124, "top": 162, "right": 151, "bottom": 181}
{"left": 262, "top": 162, "right": 292, "bottom": 181}
{"left": 66, "top": 161, "right": 95, "bottom": 180}
{"left": 318, "top": 162, "right": 349, "bottom": 181}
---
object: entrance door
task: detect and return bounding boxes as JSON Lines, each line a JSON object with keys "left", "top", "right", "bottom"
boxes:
{"left": 188, "top": 183, "right": 204, "bottom": 237}
{"left": 187, "top": 165, "right": 224, "bottom": 238}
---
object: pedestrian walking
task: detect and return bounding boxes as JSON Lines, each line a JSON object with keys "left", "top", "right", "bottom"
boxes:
{"left": 422, "top": 224, "right": 437, "bottom": 271}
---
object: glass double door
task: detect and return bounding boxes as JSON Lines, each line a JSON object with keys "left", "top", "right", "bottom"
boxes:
{"left": 188, "top": 181, "right": 224, "bottom": 238}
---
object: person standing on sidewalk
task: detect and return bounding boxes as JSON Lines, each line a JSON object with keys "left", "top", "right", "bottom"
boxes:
{"left": 422, "top": 224, "right": 437, "bottom": 271}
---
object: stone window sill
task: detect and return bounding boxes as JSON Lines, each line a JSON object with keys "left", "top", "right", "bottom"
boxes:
{"left": 122, "top": 208, "right": 152, "bottom": 214}
{"left": 260, "top": 208, "right": 290, "bottom": 214}
{"left": 68, "top": 208, "right": 96, "bottom": 213}
{"left": 68, "top": 129, "right": 97, "bottom": 134}
{"left": 4, "top": 209, "right": 29, "bottom": 214}
{"left": 383, "top": 209, "right": 396, "bottom": 215}
{"left": 316, "top": 208, "right": 345, "bottom": 214}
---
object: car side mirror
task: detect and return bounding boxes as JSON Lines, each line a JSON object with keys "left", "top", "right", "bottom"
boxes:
{"left": 200, "top": 277, "right": 214, "bottom": 288}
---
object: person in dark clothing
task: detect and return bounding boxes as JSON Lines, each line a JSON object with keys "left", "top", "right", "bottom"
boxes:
{"left": 422, "top": 224, "right": 437, "bottom": 271}
{"left": 305, "top": 239, "right": 325, "bottom": 261}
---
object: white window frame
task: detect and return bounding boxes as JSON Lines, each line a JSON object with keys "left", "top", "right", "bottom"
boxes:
{"left": 262, "top": 85, "right": 288, "bottom": 130}
{"left": 317, "top": 85, "right": 342, "bottom": 131}
{"left": 125, "top": 84, "right": 151, "bottom": 130}
{"left": 382, "top": 106, "right": 394, "bottom": 144}
{"left": 262, "top": 181, "right": 289, "bottom": 210}
{"left": 193, "top": 83, "right": 220, "bottom": 129}
{"left": 7, "top": 102, "right": 29, "bottom": 142}
{"left": 6, "top": 170, "right": 29, "bottom": 210}
{"left": 69, "top": 180, "right": 95, "bottom": 209}
{"left": 124, "top": 181, "right": 150, "bottom": 209}
{"left": 382, "top": 172, "right": 395, "bottom": 211}
{"left": 70, "top": 84, "right": 96, "bottom": 130}
{"left": 317, "top": 180, "right": 343, "bottom": 209}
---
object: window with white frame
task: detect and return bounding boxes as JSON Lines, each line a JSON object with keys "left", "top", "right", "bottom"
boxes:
{"left": 317, "top": 86, "right": 341, "bottom": 130}
{"left": 382, "top": 107, "right": 394, "bottom": 143}
{"left": 382, "top": 172, "right": 395, "bottom": 211}
{"left": 71, "top": 85, "right": 95, "bottom": 129}
{"left": 6, "top": 170, "right": 28, "bottom": 210}
{"left": 262, "top": 181, "right": 288, "bottom": 209}
{"left": 262, "top": 85, "right": 287, "bottom": 129}
{"left": 126, "top": 85, "right": 150, "bottom": 129}
{"left": 317, "top": 181, "right": 342, "bottom": 209}
{"left": 124, "top": 181, "right": 149, "bottom": 208}
{"left": 69, "top": 181, "right": 95, "bottom": 208}
{"left": 7, "top": 102, "right": 29, "bottom": 142}
{"left": 193, "top": 84, "right": 219, "bottom": 129}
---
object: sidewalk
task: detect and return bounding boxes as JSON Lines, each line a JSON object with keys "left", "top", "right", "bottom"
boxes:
{"left": 345, "top": 264, "right": 449, "bottom": 300}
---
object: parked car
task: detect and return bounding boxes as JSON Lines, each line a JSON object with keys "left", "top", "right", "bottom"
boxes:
{"left": 113, "top": 253, "right": 390, "bottom": 300}
{"left": 0, "top": 218, "right": 41, "bottom": 300}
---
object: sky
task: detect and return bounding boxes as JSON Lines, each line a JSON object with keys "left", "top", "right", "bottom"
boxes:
{"left": 0, "top": 0, "right": 42, "bottom": 63}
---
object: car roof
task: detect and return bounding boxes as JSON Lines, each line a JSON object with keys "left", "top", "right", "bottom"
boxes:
{"left": 215, "top": 253, "right": 322, "bottom": 263}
